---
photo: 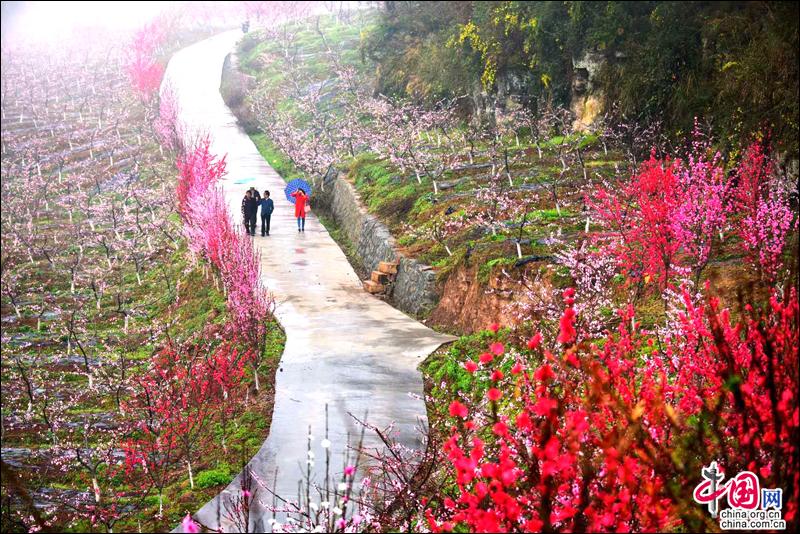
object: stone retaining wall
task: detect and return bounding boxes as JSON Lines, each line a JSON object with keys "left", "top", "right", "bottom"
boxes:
{"left": 315, "top": 169, "right": 441, "bottom": 317}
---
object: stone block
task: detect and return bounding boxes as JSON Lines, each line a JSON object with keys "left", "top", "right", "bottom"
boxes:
{"left": 363, "top": 280, "right": 384, "bottom": 294}
{"left": 371, "top": 271, "right": 389, "bottom": 283}
{"left": 378, "top": 261, "right": 398, "bottom": 274}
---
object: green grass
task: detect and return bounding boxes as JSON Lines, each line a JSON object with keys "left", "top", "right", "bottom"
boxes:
{"left": 194, "top": 467, "right": 233, "bottom": 489}
{"left": 250, "top": 133, "right": 303, "bottom": 181}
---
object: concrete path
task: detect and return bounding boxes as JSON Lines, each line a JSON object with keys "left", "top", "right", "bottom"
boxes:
{"left": 164, "top": 31, "right": 455, "bottom": 531}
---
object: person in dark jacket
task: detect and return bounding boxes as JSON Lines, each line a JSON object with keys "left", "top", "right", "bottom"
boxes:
{"left": 260, "top": 190, "right": 274, "bottom": 236}
{"left": 241, "top": 190, "right": 250, "bottom": 232}
{"left": 241, "top": 190, "right": 258, "bottom": 236}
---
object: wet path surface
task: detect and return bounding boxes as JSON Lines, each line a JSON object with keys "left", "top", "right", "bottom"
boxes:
{"left": 164, "top": 31, "right": 455, "bottom": 531}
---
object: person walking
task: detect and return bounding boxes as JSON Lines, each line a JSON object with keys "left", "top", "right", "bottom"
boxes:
{"left": 242, "top": 189, "right": 258, "bottom": 236}
{"left": 290, "top": 188, "right": 308, "bottom": 232}
{"left": 242, "top": 190, "right": 252, "bottom": 233}
{"left": 260, "top": 190, "right": 274, "bottom": 236}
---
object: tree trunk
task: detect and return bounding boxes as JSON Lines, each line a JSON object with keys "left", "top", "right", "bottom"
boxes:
{"left": 187, "top": 459, "right": 194, "bottom": 489}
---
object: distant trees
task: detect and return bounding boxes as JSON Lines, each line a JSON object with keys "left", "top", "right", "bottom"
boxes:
{"left": 365, "top": 1, "right": 799, "bottom": 155}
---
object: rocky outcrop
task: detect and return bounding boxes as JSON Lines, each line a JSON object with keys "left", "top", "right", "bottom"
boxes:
{"left": 571, "top": 51, "right": 605, "bottom": 130}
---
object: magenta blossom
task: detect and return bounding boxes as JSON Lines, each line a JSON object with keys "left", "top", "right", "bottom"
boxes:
{"left": 182, "top": 513, "right": 200, "bottom": 533}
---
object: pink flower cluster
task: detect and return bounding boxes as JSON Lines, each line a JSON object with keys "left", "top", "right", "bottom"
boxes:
{"left": 153, "top": 84, "right": 183, "bottom": 152}
{"left": 176, "top": 137, "right": 271, "bottom": 348}
{"left": 733, "top": 143, "right": 798, "bottom": 282}
{"left": 125, "top": 20, "right": 168, "bottom": 101}
{"left": 590, "top": 138, "right": 797, "bottom": 289}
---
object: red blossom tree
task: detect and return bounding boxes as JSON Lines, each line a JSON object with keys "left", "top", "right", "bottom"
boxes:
{"left": 424, "top": 285, "right": 798, "bottom": 532}
{"left": 589, "top": 155, "right": 683, "bottom": 295}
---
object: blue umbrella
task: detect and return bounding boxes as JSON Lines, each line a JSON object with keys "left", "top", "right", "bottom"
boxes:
{"left": 285, "top": 179, "right": 312, "bottom": 204}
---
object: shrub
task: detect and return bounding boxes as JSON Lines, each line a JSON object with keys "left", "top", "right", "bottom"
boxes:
{"left": 194, "top": 467, "right": 233, "bottom": 489}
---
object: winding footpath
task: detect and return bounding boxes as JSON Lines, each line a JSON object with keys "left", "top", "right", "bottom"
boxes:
{"left": 164, "top": 31, "right": 455, "bottom": 531}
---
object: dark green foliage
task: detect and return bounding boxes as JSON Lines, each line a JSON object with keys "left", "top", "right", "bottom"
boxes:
{"left": 365, "top": 1, "right": 799, "bottom": 155}
{"left": 594, "top": 1, "right": 799, "bottom": 155}
{"left": 361, "top": 1, "right": 479, "bottom": 101}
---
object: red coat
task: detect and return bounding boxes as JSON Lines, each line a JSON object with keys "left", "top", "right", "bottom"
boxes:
{"left": 291, "top": 191, "right": 308, "bottom": 217}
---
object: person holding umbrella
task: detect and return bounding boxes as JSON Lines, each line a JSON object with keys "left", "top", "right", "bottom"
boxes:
{"left": 285, "top": 178, "right": 312, "bottom": 233}
{"left": 291, "top": 188, "right": 309, "bottom": 232}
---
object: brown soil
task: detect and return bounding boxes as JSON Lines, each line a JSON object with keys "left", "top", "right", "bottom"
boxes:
{"left": 428, "top": 261, "right": 554, "bottom": 334}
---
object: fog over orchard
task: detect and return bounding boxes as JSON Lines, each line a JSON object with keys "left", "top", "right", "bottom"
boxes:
{"left": 1, "top": 2, "right": 797, "bottom": 533}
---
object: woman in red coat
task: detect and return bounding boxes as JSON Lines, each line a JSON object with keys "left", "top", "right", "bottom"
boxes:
{"left": 291, "top": 188, "right": 308, "bottom": 232}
